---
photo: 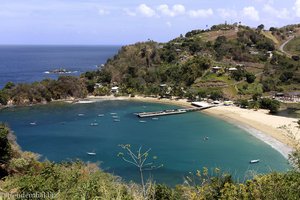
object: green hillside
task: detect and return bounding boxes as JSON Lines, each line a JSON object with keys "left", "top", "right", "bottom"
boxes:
{"left": 83, "top": 24, "right": 300, "bottom": 101}
{"left": 284, "top": 36, "right": 300, "bottom": 56}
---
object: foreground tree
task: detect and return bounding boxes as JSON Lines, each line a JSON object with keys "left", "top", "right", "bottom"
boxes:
{"left": 118, "top": 144, "right": 162, "bottom": 197}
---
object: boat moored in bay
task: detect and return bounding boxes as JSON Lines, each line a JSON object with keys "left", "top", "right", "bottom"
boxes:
{"left": 249, "top": 159, "right": 260, "bottom": 164}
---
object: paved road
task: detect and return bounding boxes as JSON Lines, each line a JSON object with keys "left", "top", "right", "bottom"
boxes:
{"left": 279, "top": 36, "right": 295, "bottom": 57}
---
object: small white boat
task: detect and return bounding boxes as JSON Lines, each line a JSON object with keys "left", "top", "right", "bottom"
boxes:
{"left": 114, "top": 119, "right": 120, "bottom": 122}
{"left": 139, "top": 120, "right": 146, "bottom": 123}
{"left": 152, "top": 118, "right": 159, "bottom": 120}
{"left": 78, "top": 114, "right": 85, "bottom": 116}
{"left": 98, "top": 114, "right": 104, "bottom": 117}
{"left": 203, "top": 136, "right": 209, "bottom": 141}
{"left": 76, "top": 100, "right": 94, "bottom": 104}
{"left": 87, "top": 152, "right": 96, "bottom": 156}
{"left": 112, "top": 116, "right": 119, "bottom": 118}
{"left": 90, "top": 123, "right": 98, "bottom": 126}
{"left": 110, "top": 113, "right": 117, "bottom": 115}
{"left": 29, "top": 122, "right": 37, "bottom": 125}
{"left": 249, "top": 159, "right": 260, "bottom": 164}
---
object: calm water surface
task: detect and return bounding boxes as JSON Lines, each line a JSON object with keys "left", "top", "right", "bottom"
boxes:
{"left": 0, "top": 45, "right": 120, "bottom": 88}
{"left": 0, "top": 101, "right": 290, "bottom": 185}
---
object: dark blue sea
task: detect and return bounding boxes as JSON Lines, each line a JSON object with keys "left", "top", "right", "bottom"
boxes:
{"left": 0, "top": 45, "right": 121, "bottom": 88}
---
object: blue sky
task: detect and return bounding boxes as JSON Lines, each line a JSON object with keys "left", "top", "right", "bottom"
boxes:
{"left": 1, "top": 0, "right": 300, "bottom": 45}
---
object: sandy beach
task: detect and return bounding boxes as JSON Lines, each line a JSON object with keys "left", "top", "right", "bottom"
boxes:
{"left": 203, "top": 106, "right": 298, "bottom": 158}
{"left": 82, "top": 95, "right": 299, "bottom": 159}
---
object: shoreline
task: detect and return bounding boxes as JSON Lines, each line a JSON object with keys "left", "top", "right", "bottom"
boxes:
{"left": 83, "top": 95, "right": 298, "bottom": 159}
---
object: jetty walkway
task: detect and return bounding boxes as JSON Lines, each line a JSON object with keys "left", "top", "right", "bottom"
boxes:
{"left": 136, "top": 104, "right": 214, "bottom": 118}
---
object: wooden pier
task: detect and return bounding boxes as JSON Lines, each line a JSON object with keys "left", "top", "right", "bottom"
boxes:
{"left": 136, "top": 105, "right": 214, "bottom": 118}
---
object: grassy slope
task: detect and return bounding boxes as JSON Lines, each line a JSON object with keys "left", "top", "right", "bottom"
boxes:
{"left": 200, "top": 29, "right": 238, "bottom": 42}
{"left": 261, "top": 31, "right": 280, "bottom": 46}
{"left": 284, "top": 36, "right": 300, "bottom": 56}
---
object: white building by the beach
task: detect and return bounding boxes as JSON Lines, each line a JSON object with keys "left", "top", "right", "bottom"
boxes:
{"left": 111, "top": 86, "right": 119, "bottom": 93}
{"left": 228, "top": 67, "right": 238, "bottom": 72}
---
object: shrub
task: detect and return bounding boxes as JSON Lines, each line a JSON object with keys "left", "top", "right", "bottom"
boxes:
{"left": 0, "top": 91, "right": 8, "bottom": 105}
{"left": 259, "top": 98, "right": 280, "bottom": 113}
{"left": 245, "top": 72, "right": 256, "bottom": 83}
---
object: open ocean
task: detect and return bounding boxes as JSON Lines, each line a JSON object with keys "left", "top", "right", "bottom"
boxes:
{"left": 0, "top": 45, "right": 121, "bottom": 88}
{"left": 0, "top": 45, "right": 290, "bottom": 185}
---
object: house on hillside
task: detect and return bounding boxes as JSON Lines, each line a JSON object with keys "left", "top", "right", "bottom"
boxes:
{"left": 228, "top": 67, "right": 238, "bottom": 72}
{"left": 212, "top": 66, "right": 222, "bottom": 73}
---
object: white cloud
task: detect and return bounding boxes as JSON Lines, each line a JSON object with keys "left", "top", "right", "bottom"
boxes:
{"left": 263, "top": 4, "right": 290, "bottom": 19}
{"left": 157, "top": 4, "right": 185, "bottom": 17}
{"left": 294, "top": 0, "right": 300, "bottom": 17}
{"left": 188, "top": 8, "right": 213, "bottom": 18}
{"left": 137, "top": 4, "right": 156, "bottom": 17}
{"left": 98, "top": 8, "right": 110, "bottom": 15}
{"left": 242, "top": 6, "right": 260, "bottom": 21}
{"left": 123, "top": 8, "right": 136, "bottom": 16}
{"left": 166, "top": 21, "right": 172, "bottom": 27}
{"left": 217, "top": 8, "right": 238, "bottom": 19}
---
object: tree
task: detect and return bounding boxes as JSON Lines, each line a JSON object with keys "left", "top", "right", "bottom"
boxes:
{"left": 257, "top": 24, "right": 265, "bottom": 31}
{"left": 259, "top": 98, "right": 280, "bottom": 113}
{"left": 292, "top": 55, "right": 300, "bottom": 61}
{"left": 209, "top": 90, "right": 223, "bottom": 100}
{"left": 252, "top": 93, "right": 262, "bottom": 101}
{"left": 0, "top": 123, "right": 12, "bottom": 178}
{"left": 280, "top": 71, "right": 294, "bottom": 82}
{"left": 86, "top": 80, "right": 95, "bottom": 93}
{"left": 238, "top": 99, "right": 249, "bottom": 108}
{"left": 3, "top": 82, "right": 15, "bottom": 90}
{"left": 245, "top": 72, "right": 256, "bottom": 83}
{"left": 231, "top": 70, "right": 245, "bottom": 81}
{"left": 0, "top": 91, "right": 8, "bottom": 105}
{"left": 118, "top": 144, "right": 162, "bottom": 197}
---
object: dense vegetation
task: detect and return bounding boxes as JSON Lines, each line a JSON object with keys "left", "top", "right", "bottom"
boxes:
{"left": 0, "top": 124, "right": 300, "bottom": 199}
{"left": 0, "top": 76, "right": 87, "bottom": 106}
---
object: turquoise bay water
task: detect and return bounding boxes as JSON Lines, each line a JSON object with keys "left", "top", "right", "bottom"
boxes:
{"left": 0, "top": 101, "right": 290, "bottom": 185}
